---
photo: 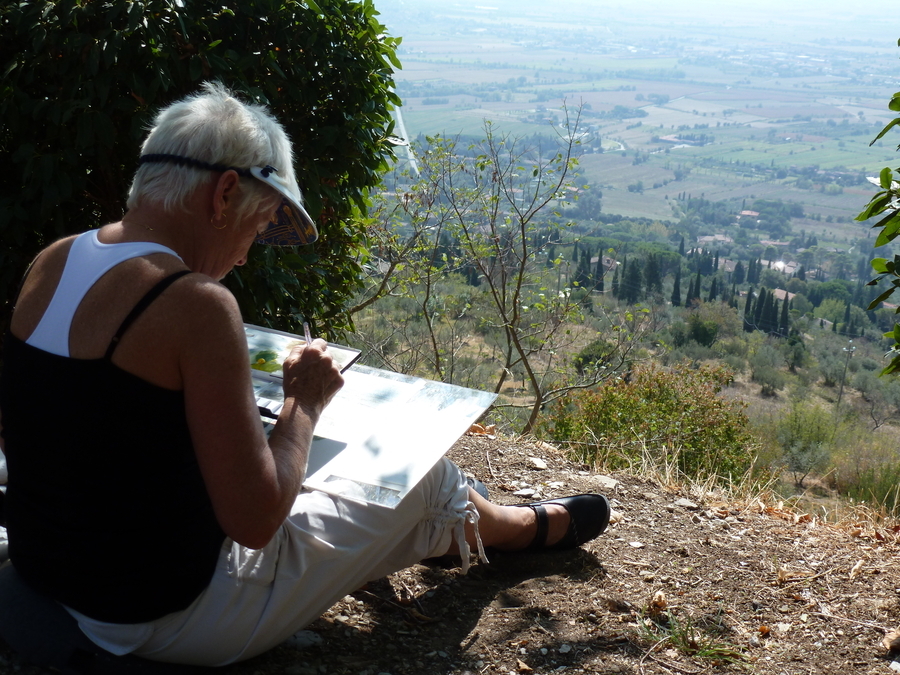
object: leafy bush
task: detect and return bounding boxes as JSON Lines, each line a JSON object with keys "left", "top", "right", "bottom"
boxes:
{"left": 749, "top": 342, "right": 786, "bottom": 396}
{"left": 539, "top": 362, "right": 759, "bottom": 483}
{"left": 670, "top": 314, "right": 719, "bottom": 348}
{"left": 574, "top": 338, "right": 617, "bottom": 376}
{"left": 775, "top": 400, "right": 832, "bottom": 487}
{"left": 0, "top": 0, "right": 400, "bottom": 341}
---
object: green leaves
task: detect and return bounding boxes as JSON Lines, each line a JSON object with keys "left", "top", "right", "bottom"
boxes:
{"left": 0, "top": 0, "right": 402, "bottom": 340}
{"left": 857, "top": 75, "right": 900, "bottom": 375}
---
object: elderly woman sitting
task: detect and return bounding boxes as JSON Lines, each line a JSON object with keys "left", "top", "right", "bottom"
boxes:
{"left": 0, "top": 83, "right": 609, "bottom": 667}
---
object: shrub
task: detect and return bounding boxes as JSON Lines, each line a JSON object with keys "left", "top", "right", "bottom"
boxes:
{"left": 539, "top": 362, "right": 759, "bottom": 484}
{"left": 775, "top": 400, "right": 832, "bottom": 487}
{"left": 0, "top": 0, "right": 400, "bottom": 341}
{"left": 749, "top": 342, "right": 785, "bottom": 396}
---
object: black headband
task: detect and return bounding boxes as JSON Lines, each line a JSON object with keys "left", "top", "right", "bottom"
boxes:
{"left": 138, "top": 153, "right": 278, "bottom": 179}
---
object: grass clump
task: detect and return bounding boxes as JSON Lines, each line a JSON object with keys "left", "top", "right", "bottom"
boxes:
{"left": 637, "top": 608, "right": 746, "bottom": 666}
{"left": 539, "top": 362, "right": 759, "bottom": 485}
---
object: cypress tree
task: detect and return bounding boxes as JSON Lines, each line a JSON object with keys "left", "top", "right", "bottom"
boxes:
{"left": 572, "top": 240, "right": 580, "bottom": 266}
{"left": 611, "top": 265, "right": 620, "bottom": 298}
{"left": 758, "top": 294, "right": 773, "bottom": 333}
{"left": 694, "top": 270, "right": 702, "bottom": 303}
{"left": 733, "top": 260, "right": 745, "bottom": 285}
{"left": 622, "top": 258, "right": 642, "bottom": 304}
{"left": 707, "top": 276, "right": 718, "bottom": 302}
{"left": 744, "top": 287, "right": 754, "bottom": 332}
{"left": 595, "top": 255, "right": 605, "bottom": 293}
{"left": 753, "top": 287, "right": 767, "bottom": 328}
{"left": 764, "top": 297, "right": 778, "bottom": 334}
{"left": 780, "top": 295, "right": 790, "bottom": 335}
{"left": 678, "top": 236, "right": 685, "bottom": 256}
{"left": 672, "top": 267, "right": 682, "bottom": 306}
{"left": 644, "top": 253, "right": 662, "bottom": 295}
{"left": 546, "top": 243, "right": 556, "bottom": 268}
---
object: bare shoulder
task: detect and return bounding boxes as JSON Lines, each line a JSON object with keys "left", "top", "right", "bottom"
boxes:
{"left": 163, "top": 275, "right": 247, "bottom": 358}
{"left": 168, "top": 274, "right": 242, "bottom": 327}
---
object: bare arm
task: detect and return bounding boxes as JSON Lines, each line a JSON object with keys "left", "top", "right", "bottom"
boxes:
{"left": 179, "top": 281, "right": 343, "bottom": 549}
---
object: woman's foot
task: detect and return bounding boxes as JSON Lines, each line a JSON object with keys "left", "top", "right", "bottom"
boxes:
{"left": 503, "top": 494, "right": 611, "bottom": 551}
{"left": 492, "top": 502, "right": 571, "bottom": 551}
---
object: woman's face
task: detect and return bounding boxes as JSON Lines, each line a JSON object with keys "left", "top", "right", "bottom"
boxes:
{"left": 213, "top": 200, "right": 279, "bottom": 280}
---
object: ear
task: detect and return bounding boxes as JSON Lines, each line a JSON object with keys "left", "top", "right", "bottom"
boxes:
{"left": 212, "top": 170, "right": 241, "bottom": 219}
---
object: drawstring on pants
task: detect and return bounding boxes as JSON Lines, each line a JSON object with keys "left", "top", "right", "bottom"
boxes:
{"left": 453, "top": 499, "right": 489, "bottom": 574}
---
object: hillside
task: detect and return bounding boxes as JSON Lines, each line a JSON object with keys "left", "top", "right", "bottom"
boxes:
{"left": 227, "top": 434, "right": 900, "bottom": 675}
{"left": 5, "top": 434, "right": 893, "bottom": 675}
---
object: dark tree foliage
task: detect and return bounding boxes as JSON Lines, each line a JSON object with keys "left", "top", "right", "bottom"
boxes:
{"left": 671, "top": 267, "right": 682, "bottom": 307}
{"left": 0, "top": 0, "right": 401, "bottom": 347}
{"left": 620, "top": 259, "right": 642, "bottom": 305}
{"left": 753, "top": 287, "right": 767, "bottom": 328}
{"left": 707, "top": 276, "right": 718, "bottom": 303}
{"left": 779, "top": 297, "right": 790, "bottom": 336}
{"left": 595, "top": 255, "right": 605, "bottom": 294}
{"left": 643, "top": 253, "right": 662, "bottom": 296}
{"left": 743, "top": 287, "right": 754, "bottom": 332}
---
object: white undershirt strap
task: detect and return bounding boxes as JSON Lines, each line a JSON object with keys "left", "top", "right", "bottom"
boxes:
{"left": 26, "top": 230, "right": 183, "bottom": 357}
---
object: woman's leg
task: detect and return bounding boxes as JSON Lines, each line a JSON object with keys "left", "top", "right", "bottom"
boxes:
{"left": 442, "top": 487, "right": 571, "bottom": 554}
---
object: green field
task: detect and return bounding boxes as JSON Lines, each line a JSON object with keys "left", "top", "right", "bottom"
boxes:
{"left": 382, "top": 0, "right": 898, "bottom": 225}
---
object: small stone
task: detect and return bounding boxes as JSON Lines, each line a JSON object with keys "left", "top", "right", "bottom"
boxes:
{"left": 674, "top": 498, "right": 699, "bottom": 510}
{"left": 528, "top": 457, "right": 548, "bottom": 470}
{"left": 283, "top": 630, "right": 324, "bottom": 651}
{"left": 514, "top": 488, "right": 536, "bottom": 497}
{"left": 609, "top": 510, "right": 624, "bottom": 524}
{"left": 541, "top": 648, "right": 548, "bottom": 655}
{"left": 592, "top": 475, "right": 619, "bottom": 490}
{"left": 889, "top": 662, "right": 900, "bottom": 673}
{"left": 559, "top": 644, "right": 572, "bottom": 653}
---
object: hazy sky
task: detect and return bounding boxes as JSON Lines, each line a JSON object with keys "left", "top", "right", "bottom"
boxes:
{"left": 378, "top": 0, "right": 899, "bottom": 45}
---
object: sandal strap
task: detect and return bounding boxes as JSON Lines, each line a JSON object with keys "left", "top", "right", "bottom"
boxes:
{"left": 524, "top": 503, "right": 549, "bottom": 552}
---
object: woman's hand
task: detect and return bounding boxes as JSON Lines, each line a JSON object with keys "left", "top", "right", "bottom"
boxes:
{"left": 281, "top": 339, "right": 344, "bottom": 419}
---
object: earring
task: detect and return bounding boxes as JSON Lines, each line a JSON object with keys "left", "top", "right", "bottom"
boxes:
{"left": 212, "top": 209, "right": 228, "bottom": 230}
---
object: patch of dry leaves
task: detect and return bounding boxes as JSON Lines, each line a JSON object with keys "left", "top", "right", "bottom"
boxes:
{"left": 4, "top": 434, "right": 900, "bottom": 675}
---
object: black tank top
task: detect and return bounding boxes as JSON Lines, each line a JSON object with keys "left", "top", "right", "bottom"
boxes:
{"left": 0, "top": 271, "right": 227, "bottom": 623}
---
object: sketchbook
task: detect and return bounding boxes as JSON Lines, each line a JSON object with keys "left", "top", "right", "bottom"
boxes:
{"left": 245, "top": 324, "right": 497, "bottom": 508}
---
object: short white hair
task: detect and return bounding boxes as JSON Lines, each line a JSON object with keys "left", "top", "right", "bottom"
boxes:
{"left": 127, "top": 82, "right": 294, "bottom": 221}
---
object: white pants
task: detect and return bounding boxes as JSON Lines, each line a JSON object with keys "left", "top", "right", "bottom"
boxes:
{"left": 70, "top": 458, "right": 479, "bottom": 666}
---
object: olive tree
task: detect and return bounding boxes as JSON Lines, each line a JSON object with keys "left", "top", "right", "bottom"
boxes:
{"left": 0, "top": 0, "right": 401, "bottom": 348}
{"left": 350, "top": 117, "right": 646, "bottom": 433}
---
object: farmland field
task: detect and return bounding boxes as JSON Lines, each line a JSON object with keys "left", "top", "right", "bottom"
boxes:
{"left": 377, "top": 0, "right": 898, "bottom": 224}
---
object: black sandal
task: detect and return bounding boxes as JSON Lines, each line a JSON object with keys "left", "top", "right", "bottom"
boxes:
{"left": 513, "top": 494, "right": 610, "bottom": 551}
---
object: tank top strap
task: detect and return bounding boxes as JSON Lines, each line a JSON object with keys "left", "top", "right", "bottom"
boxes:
{"left": 105, "top": 270, "right": 192, "bottom": 360}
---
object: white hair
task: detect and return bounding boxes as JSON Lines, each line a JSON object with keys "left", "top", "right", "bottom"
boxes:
{"left": 127, "top": 82, "right": 294, "bottom": 221}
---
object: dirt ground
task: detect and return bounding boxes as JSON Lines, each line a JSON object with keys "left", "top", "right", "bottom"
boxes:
{"left": 3, "top": 433, "right": 900, "bottom": 675}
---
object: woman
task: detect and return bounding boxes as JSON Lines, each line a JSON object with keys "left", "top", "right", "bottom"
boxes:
{"left": 0, "top": 83, "right": 609, "bottom": 666}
